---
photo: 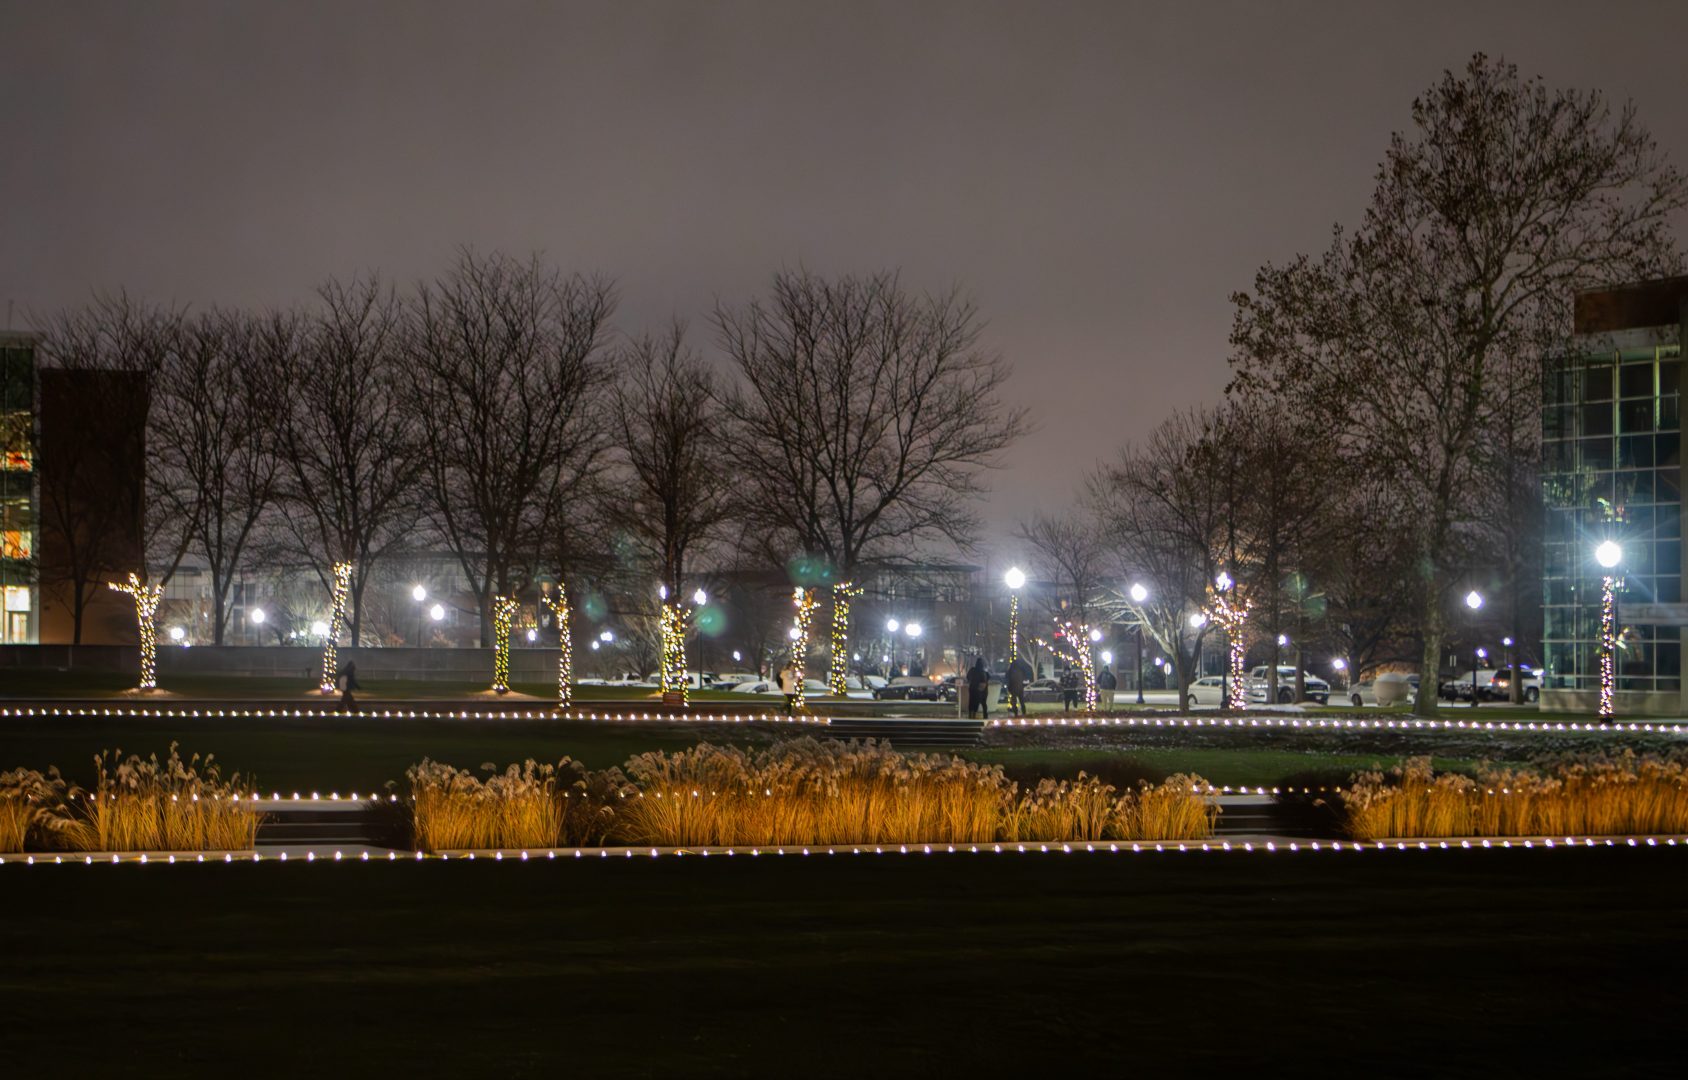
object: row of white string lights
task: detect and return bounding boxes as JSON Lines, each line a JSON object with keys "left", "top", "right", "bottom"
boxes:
{"left": 2, "top": 835, "right": 1681, "bottom": 867}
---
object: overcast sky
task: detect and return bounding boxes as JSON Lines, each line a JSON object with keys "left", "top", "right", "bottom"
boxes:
{"left": 4, "top": 0, "right": 1686, "bottom": 560}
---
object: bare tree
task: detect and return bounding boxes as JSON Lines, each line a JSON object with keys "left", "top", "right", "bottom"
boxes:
{"left": 406, "top": 250, "right": 616, "bottom": 644}
{"left": 274, "top": 276, "right": 421, "bottom": 645}
{"left": 603, "top": 323, "right": 732, "bottom": 594}
{"left": 1090, "top": 410, "right": 1228, "bottom": 712}
{"left": 152, "top": 309, "right": 288, "bottom": 644}
{"left": 1018, "top": 510, "right": 1106, "bottom": 624}
{"left": 1231, "top": 54, "right": 1685, "bottom": 716}
{"left": 714, "top": 270, "right": 1028, "bottom": 579}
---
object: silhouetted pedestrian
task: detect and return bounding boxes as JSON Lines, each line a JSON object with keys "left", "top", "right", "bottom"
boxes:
{"left": 966, "top": 656, "right": 990, "bottom": 719}
{"left": 336, "top": 661, "right": 361, "bottom": 712}
{"left": 1006, "top": 655, "right": 1033, "bottom": 716}
{"left": 1098, "top": 664, "right": 1118, "bottom": 711}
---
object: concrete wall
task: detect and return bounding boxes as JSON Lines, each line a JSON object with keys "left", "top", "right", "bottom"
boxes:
{"left": 0, "top": 644, "right": 563, "bottom": 683}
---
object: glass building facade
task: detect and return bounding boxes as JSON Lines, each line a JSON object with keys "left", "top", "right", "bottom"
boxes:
{"left": 0, "top": 332, "right": 36, "bottom": 643}
{"left": 1542, "top": 279, "right": 1687, "bottom": 709}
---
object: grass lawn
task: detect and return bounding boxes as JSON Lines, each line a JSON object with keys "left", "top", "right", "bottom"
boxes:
{"left": 1, "top": 850, "right": 1681, "bottom": 1074}
{"left": 0, "top": 714, "right": 778, "bottom": 791}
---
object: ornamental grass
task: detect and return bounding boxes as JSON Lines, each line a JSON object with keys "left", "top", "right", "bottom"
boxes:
{"left": 0, "top": 746, "right": 262, "bottom": 852}
{"left": 405, "top": 738, "right": 1218, "bottom": 850}
{"left": 1338, "top": 752, "right": 1688, "bottom": 841}
{"left": 407, "top": 757, "right": 620, "bottom": 852}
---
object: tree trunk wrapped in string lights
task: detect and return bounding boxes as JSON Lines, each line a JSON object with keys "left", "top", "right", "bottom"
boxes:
{"left": 789, "top": 587, "right": 818, "bottom": 711}
{"left": 1039, "top": 620, "right": 1099, "bottom": 713}
{"left": 828, "top": 581, "right": 860, "bottom": 696}
{"left": 1008, "top": 592, "right": 1020, "bottom": 664}
{"left": 659, "top": 601, "right": 690, "bottom": 705}
{"left": 109, "top": 573, "right": 165, "bottom": 690}
{"left": 1203, "top": 581, "right": 1253, "bottom": 711}
{"left": 1599, "top": 574, "right": 1619, "bottom": 721}
{"left": 541, "top": 584, "right": 572, "bottom": 709}
{"left": 490, "top": 594, "right": 519, "bottom": 694}
{"left": 319, "top": 561, "right": 353, "bottom": 692}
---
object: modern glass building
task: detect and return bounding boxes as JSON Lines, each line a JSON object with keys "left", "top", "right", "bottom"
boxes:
{"left": 1541, "top": 277, "right": 1688, "bottom": 713}
{"left": 0, "top": 330, "right": 37, "bottom": 643}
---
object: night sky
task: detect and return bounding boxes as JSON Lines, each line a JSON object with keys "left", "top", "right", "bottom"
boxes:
{"left": 4, "top": 1, "right": 1686, "bottom": 553}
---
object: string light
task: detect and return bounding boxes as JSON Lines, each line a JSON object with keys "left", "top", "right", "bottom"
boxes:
{"left": 3, "top": 834, "right": 1679, "bottom": 868}
{"left": 1039, "top": 619, "right": 1099, "bottom": 713}
{"left": 659, "top": 600, "right": 689, "bottom": 706}
{"left": 790, "top": 587, "right": 817, "bottom": 711}
{"left": 108, "top": 573, "right": 164, "bottom": 690}
{"left": 1203, "top": 575, "right": 1253, "bottom": 711}
{"left": 319, "top": 561, "right": 353, "bottom": 692}
{"left": 490, "top": 594, "right": 518, "bottom": 693}
{"left": 829, "top": 581, "right": 861, "bottom": 696}
{"left": 541, "top": 583, "right": 572, "bottom": 708}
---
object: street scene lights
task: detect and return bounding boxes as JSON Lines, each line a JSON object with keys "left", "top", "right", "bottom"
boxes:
{"left": 1595, "top": 540, "right": 1623, "bottom": 721}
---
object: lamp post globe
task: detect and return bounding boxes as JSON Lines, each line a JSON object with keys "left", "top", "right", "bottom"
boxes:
{"left": 1595, "top": 540, "right": 1623, "bottom": 568}
{"left": 1004, "top": 567, "right": 1026, "bottom": 590}
{"left": 1465, "top": 590, "right": 1483, "bottom": 611}
{"left": 1129, "top": 582, "right": 1148, "bottom": 604}
{"left": 411, "top": 584, "right": 426, "bottom": 603}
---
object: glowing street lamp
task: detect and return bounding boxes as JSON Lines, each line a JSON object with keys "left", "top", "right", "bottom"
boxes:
{"left": 429, "top": 603, "right": 445, "bottom": 622}
{"left": 310, "top": 620, "right": 330, "bottom": 639}
{"left": 1128, "top": 582, "right": 1150, "bottom": 704}
{"left": 411, "top": 584, "right": 427, "bottom": 603}
{"left": 1595, "top": 541, "right": 1623, "bottom": 721}
{"left": 1473, "top": 645, "right": 1488, "bottom": 705}
{"left": 168, "top": 626, "right": 185, "bottom": 643}
{"left": 249, "top": 608, "right": 266, "bottom": 625}
{"left": 1465, "top": 590, "right": 1484, "bottom": 611}
{"left": 1463, "top": 590, "right": 1484, "bottom": 707}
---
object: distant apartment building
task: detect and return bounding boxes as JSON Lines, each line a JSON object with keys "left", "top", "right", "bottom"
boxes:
{"left": 1541, "top": 276, "right": 1688, "bottom": 713}
{"left": 0, "top": 331, "right": 37, "bottom": 643}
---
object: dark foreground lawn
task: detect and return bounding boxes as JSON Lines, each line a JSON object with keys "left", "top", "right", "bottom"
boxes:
{"left": 1, "top": 851, "right": 1682, "bottom": 1076}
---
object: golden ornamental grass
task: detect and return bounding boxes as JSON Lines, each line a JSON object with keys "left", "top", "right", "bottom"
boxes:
{"left": 407, "top": 757, "right": 621, "bottom": 852}
{"left": 0, "top": 746, "right": 264, "bottom": 852}
{"left": 1338, "top": 752, "right": 1688, "bottom": 841}
{"left": 407, "top": 739, "right": 1219, "bottom": 850}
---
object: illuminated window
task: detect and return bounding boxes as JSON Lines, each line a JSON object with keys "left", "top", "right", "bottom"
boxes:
{"left": 3, "top": 586, "right": 29, "bottom": 612}
{"left": 0, "top": 529, "right": 27, "bottom": 559}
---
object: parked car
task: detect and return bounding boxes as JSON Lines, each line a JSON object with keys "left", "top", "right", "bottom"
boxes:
{"left": 1018, "top": 677, "right": 1064, "bottom": 703}
{"left": 1246, "top": 666, "right": 1331, "bottom": 705}
{"left": 727, "top": 678, "right": 830, "bottom": 696}
{"left": 873, "top": 676, "right": 941, "bottom": 701}
{"left": 1483, "top": 665, "right": 1543, "bottom": 703}
{"left": 1185, "top": 675, "right": 1226, "bottom": 706}
{"left": 1440, "top": 671, "right": 1484, "bottom": 701}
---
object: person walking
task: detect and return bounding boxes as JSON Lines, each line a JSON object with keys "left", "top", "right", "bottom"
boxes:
{"left": 1097, "top": 664, "right": 1118, "bottom": 712}
{"left": 966, "top": 656, "right": 990, "bottom": 720}
{"left": 336, "top": 660, "right": 361, "bottom": 712}
{"left": 1006, "top": 654, "right": 1033, "bottom": 716}
{"left": 1060, "top": 666, "right": 1080, "bottom": 713}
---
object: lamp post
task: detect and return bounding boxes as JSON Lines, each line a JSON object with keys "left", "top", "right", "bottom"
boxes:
{"left": 906, "top": 621, "right": 923, "bottom": 677}
{"left": 1129, "top": 582, "right": 1149, "bottom": 704}
{"left": 1464, "top": 590, "right": 1484, "bottom": 707}
{"left": 1004, "top": 566, "right": 1026, "bottom": 666}
{"left": 1595, "top": 540, "right": 1623, "bottom": 722}
{"left": 1332, "top": 657, "right": 1348, "bottom": 691}
{"left": 886, "top": 617, "right": 901, "bottom": 675}
{"left": 1473, "top": 646, "right": 1487, "bottom": 706}
{"left": 411, "top": 584, "right": 427, "bottom": 647}
{"left": 1502, "top": 635, "right": 1516, "bottom": 705}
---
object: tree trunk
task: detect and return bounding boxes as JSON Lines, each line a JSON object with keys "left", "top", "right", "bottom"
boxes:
{"left": 71, "top": 582, "right": 86, "bottom": 645}
{"left": 1412, "top": 589, "right": 1443, "bottom": 718}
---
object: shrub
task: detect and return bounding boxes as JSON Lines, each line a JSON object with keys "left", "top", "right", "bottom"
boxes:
{"left": 1337, "top": 752, "right": 1688, "bottom": 840}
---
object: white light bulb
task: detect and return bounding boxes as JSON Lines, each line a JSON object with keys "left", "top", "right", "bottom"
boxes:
{"left": 886, "top": 618, "right": 899, "bottom": 633}
{"left": 429, "top": 603, "right": 445, "bottom": 622}
{"left": 249, "top": 608, "right": 266, "bottom": 625}
{"left": 788, "top": 627, "right": 802, "bottom": 641}
{"left": 1088, "top": 628, "right": 1102, "bottom": 642}
{"left": 1189, "top": 613, "right": 1206, "bottom": 628}
{"left": 167, "top": 626, "right": 185, "bottom": 642}
{"left": 693, "top": 588, "right": 707, "bottom": 606}
{"left": 1129, "top": 583, "right": 1148, "bottom": 604}
{"left": 1004, "top": 567, "right": 1026, "bottom": 590}
{"left": 411, "top": 584, "right": 426, "bottom": 603}
{"left": 1595, "top": 541, "right": 1622, "bottom": 568}
{"left": 1465, "top": 590, "right": 1484, "bottom": 610}
{"left": 310, "top": 620, "right": 329, "bottom": 637}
